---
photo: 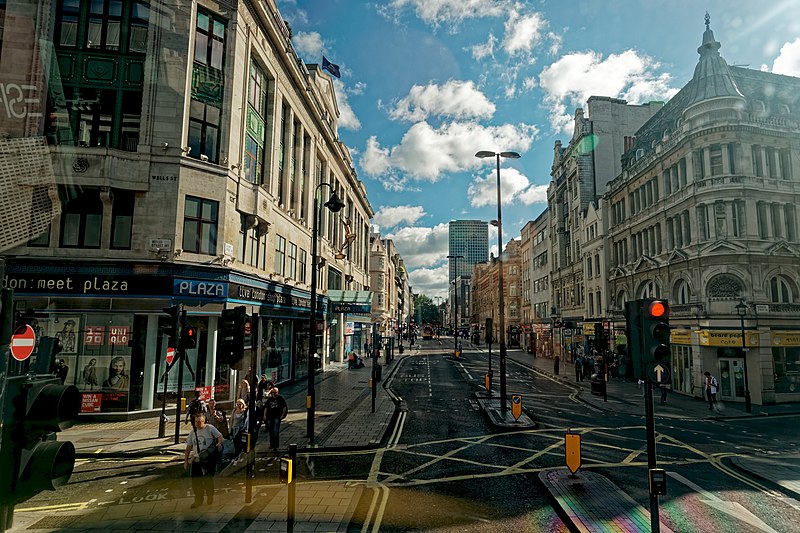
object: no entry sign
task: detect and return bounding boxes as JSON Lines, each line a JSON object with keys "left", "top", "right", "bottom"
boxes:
{"left": 10, "top": 325, "right": 36, "bottom": 361}
{"left": 166, "top": 347, "right": 175, "bottom": 365}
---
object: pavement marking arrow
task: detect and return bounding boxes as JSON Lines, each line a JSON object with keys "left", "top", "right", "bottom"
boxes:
{"left": 668, "top": 472, "right": 778, "bottom": 533}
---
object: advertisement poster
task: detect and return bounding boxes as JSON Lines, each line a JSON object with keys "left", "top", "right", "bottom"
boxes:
{"left": 163, "top": 348, "right": 200, "bottom": 392}
{"left": 81, "top": 393, "right": 102, "bottom": 413}
{"left": 50, "top": 317, "right": 80, "bottom": 354}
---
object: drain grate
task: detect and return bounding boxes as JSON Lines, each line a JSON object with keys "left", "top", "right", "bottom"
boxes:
{"left": 28, "top": 516, "right": 80, "bottom": 529}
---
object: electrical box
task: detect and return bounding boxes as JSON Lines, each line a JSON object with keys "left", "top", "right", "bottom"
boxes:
{"left": 280, "top": 457, "right": 293, "bottom": 484}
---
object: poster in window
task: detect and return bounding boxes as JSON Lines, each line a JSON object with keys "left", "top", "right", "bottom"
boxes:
{"left": 84, "top": 326, "right": 105, "bottom": 346}
{"left": 109, "top": 325, "right": 130, "bottom": 346}
{"left": 50, "top": 316, "right": 80, "bottom": 354}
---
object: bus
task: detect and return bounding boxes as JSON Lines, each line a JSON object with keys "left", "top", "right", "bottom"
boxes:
{"left": 422, "top": 325, "right": 434, "bottom": 340}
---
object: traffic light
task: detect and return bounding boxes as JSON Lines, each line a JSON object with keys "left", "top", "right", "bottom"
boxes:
{"left": 219, "top": 306, "right": 247, "bottom": 369}
{"left": 163, "top": 304, "right": 182, "bottom": 348}
{"left": 624, "top": 300, "right": 644, "bottom": 380}
{"left": 642, "top": 299, "right": 670, "bottom": 364}
{"left": 180, "top": 325, "right": 197, "bottom": 350}
{"left": 485, "top": 318, "right": 493, "bottom": 344}
{"left": 33, "top": 337, "right": 62, "bottom": 375}
{"left": 0, "top": 375, "right": 80, "bottom": 511}
{"left": 595, "top": 323, "right": 605, "bottom": 352}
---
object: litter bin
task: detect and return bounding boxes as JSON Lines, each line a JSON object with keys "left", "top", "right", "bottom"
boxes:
{"left": 590, "top": 374, "right": 606, "bottom": 396}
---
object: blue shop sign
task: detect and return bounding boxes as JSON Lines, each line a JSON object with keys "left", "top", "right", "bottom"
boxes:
{"left": 174, "top": 278, "right": 227, "bottom": 299}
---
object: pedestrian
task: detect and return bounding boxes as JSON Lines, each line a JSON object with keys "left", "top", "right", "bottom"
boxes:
{"left": 185, "top": 390, "right": 207, "bottom": 428}
{"left": 206, "top": 398, "right": 229, "bottom": 439}
{"left": 574, "top": 356, "right": 583, "bottom": 382}
{"left": 229, "top": 399, "right": 249, "bottom": 455}
{"left": 704, "top": 371, "right": 719, "bottom": 411}
{"left": 238, "top": 379, "right": 250, "bottom": 404}
{"left": 184, "top": 411, "right": 223, "bottom": 508}
{"left": 264, "top": 387, "right": 288, "bottom": 451}
{"left": 659, "top": 383, "right": 668, "bottom": 404}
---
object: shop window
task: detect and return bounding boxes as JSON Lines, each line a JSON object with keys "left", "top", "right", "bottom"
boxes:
{"left": 261, "top": 318, "right": 292, "bottom": 384}
{"left": 182, "top": 196, "right": 218, "bottom": 255}
{"left": 60, "top": 187, "right": 103, "bottom": 248}
{"left": 772, "top": 346, "right": 800, "bottom": 394}
{"left": 110, "top": 189, "right": 134, "bottom": 249}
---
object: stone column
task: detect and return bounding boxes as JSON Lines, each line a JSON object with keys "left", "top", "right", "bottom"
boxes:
{"left": 141, "top": 314, "right": 160, "bottom": 411}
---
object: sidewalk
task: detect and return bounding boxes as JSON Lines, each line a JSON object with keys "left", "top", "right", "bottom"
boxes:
{"left": 466, "top": 343, "right": 800, "bottom": 532}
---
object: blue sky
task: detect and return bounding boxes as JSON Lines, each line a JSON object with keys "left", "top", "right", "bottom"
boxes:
{"left": 278, "top": 0, "right": 800, "bottom": 299}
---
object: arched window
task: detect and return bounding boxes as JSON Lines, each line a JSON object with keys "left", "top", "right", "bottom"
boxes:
{"left": 769, "top": 276, "right": 794, "bottom": 303}
{"left": 674, "top": 279, "right": 690, "bottom": 304}
{"left": 707, "top": 274, "right": 743, "bottom": 299}
{"left": 616, "top": 290, "right": 627, "bottom": 309}
{"left": 638, "top": 280, "right": 659, "bottom": 298}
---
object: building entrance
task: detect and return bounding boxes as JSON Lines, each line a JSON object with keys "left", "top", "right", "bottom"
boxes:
{"left": 718, "top": 358, "right": 746, "bottom": 402}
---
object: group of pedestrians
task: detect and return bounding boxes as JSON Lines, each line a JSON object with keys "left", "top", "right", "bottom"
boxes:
{"left": 182, "top": 375, "right": 288, "bottom": 508}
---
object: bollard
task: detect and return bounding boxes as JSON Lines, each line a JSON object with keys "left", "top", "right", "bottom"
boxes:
{"left": 286, "top": 444, "right": 297, "bottom": 533}
{"left": 158, "top": 413, "right": 168, "bottom": 438}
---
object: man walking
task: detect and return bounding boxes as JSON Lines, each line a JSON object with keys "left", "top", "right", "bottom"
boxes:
{"left": 264, "top": 387, "right": 288, "bottom": 451}
{"left": 704, "top": 371, "right": 719, "bottom": 410}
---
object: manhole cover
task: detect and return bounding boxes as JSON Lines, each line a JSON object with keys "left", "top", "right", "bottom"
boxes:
{"left": 28, "top": 516, "right": 79, "bottom": 529}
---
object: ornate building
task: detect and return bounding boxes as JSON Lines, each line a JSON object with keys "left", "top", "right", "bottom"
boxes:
{"left": 606, "top": 18, "right": 800, "bottom": 404}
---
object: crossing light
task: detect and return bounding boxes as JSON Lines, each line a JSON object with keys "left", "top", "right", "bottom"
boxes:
{"left": 219, "top": 306, "right": 247, "bottom": 369}
{"left": 0, "top": 375, "right": 80, "bottom": 510}
{"left": 180, "top": 325, "right": 197, "bottom": 350}
{"left": 643, "top": 299, "right": 671, "bottom": 364}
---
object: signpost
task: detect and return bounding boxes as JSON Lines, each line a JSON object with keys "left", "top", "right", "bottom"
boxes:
{"left": 10, "top": 325, "right": 35, "bottom": 361}
{"left": 511, "top": 395, "right": 522, "bottom": 420}
{"left": 565, "top": 432, "right": 581, "bottom": 476}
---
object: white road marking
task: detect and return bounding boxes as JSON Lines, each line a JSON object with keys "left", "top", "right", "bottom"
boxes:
{"left": 668, "top": 472, "right": 778, "bottom": 533}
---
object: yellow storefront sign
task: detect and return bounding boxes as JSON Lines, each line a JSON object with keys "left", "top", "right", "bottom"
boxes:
{"left": 697, "top": 330, "right": 759, "bottom": 347}
{"left": 583, "top": 323, "right": 595, "bottom": 335}
{"left": 771, "top": 331, "right": 800, "bottom": 347}
{"left": 670, "top": 330, "right": 693, "bottom": 345}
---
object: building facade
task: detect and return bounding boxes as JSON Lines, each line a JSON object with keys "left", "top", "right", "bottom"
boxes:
{"left": 606, "top": 19, "right": 800, "bottom": 405}
{"left": 2, "top": 0, "right": 373, "bottom": 417}
{"left": 448, "top": 220, "right": 488, "bottom": 282}
{"left": 470, "top": 240, "right": 522, "bottom": 347}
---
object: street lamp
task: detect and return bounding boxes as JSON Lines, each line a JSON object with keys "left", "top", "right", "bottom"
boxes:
{"left": 735, "top": 300, "right": 752, "bottom": 413}
{"left": 475, "top": 150, "right": 521, "bottom": 414}
{"left": 308, "top": 183, "right": 346, "bottom": 445}
{"left": 447, "top": 254, "right": 464, "bottom": 357}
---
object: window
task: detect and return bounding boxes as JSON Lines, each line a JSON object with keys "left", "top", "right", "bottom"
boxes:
{"left": 586, "top": 257, "right": 592, "bottom": 278}
{"left": 299, "top": 248, "right": 308, "bottom": 283}
{"left": 60, "top": 187, "right": 103, "bottom": 248}
{"left": 182, "top": 196, "right": 218, "bottom": 255}
{"left": 56, "top": 0, "right": 149, "bottom": 53}
{"left": 588, "top": 292, "right": 594, "bottom": 316}
{"left": 188, "top": 100, "right": 221, "bottom": 163}
{"left": 675, "top": 279, "right": 690, "bottom": 304}
{"left": 786, "top": 204, "right": 797, "bottom": 242}
{"left": 87, "top": 0, "right": 123, "bottom": 50}
{"left": 769, "top": 276, "right": 793, "bottom": 303}
{"left": 287, "top": 242, "right": 297, "bottom": 279}
{"left": 752, "top": 145, "right": 763, "bottom": 176}
{"left": 707, "top": 274, "right": 743, "bottom": 299}
{"left": 757, "top": 202, "right": 768, "bottom": 239}
{"left": 244, "top": 62, "right": 267, "bottom": 184}
{"left": 595, "top": 255, "right": 600, "bottom": 276}
{"left": 710, "top": 144, "right": 723, "bottom": 175}
{"left": 110, "top": 189, "right": 134, "bottom": 249}
{"left": 194, "top": 10, "right": 225, "bottom": 71}
{"left": 274, "top": 235, "right": 286, "bottom": 275}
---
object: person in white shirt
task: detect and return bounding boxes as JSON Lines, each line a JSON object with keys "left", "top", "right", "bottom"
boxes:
{"left": 184, "top": 412, "right": 223, "bottom": 507}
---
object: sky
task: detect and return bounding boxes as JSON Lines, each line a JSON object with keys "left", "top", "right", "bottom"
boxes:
{"left": 277, "top": 0, "right": 800, "bottom": 299}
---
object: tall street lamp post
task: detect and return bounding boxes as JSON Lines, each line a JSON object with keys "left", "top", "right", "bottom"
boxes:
{"left": 308, "top": 183, "right": 346, "bottom": 445}
{"left": 447, "top": 254, "right": 464, "bottom": 357}
{"left": 475, "top": 150, "right": 521, "bottom": 414}
{"left": 735, "top": 300, "right": 752, "bottom": 413}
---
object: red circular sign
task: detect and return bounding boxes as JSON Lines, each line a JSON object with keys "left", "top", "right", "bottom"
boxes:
{"left": 10, "top": 325, "right": 36, "bottom": 361}
{"left": 166, "top": 347, "right": 175, "bottom": 365}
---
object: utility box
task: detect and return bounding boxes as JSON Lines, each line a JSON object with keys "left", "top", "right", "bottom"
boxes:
{"left": 280, "top": 457, "right": 293, "bottom": 484}
{"left": 649, "top": 468, "right": 667, "bottom": 495}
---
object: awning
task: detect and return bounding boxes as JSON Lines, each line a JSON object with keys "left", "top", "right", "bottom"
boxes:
{"left": 327, "top": 290, "right": 373, "bottom": 314}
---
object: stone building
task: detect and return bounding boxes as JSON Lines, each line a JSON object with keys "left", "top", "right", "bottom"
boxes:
{"left": 2, "top": 0, "right": 373, "bottom": 416}
{"left": 470, "top": 240, "right": 522, "bottom": 347}
{"left": 605, "top": 18, "right": 800, "bottom": 405}
{"left": 548, "top": 97, "right": 661, "bottom": 360}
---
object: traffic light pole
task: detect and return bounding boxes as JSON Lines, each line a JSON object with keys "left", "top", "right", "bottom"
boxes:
{"left": 174, "top": 307, "right": 186, "bottom": 445}
{"left": 246, "top": 313, "right": 259, "bottom": 503}
{"left": 644, "top": 374, "right": 660, "bottom": 532}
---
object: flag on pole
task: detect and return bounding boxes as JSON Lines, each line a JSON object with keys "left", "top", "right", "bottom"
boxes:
{"left": 322, "top": 56, "right": 341, "bottom": 79}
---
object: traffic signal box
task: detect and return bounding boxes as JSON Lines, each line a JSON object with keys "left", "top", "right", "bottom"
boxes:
{"left": 0, "top": 375, "right": 80, "bottom": 510}
{"left": 219, "top": 306, "right": 247, "bottom": 369}
{"left": 625, "top": 299, "right": 671, "bottom": 382}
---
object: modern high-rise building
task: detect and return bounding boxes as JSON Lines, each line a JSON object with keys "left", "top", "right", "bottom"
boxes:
{"left": 448, "top": 220, "right": 488, "bottom": 282}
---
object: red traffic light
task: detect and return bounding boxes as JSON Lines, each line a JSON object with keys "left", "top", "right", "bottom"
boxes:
{"left": 647, "top": 300, "right": 668, "bottom": 319}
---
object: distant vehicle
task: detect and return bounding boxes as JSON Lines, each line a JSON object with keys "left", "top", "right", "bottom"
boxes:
{"left": 422, "top": 325, "right": 434, "bottom": 340}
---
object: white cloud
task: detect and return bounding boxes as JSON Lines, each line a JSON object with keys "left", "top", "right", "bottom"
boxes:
{"left": 503, "top": 11, "right": 545, "bottom": 56}
{"left": 522, "top": 76, "right": 537, "bottom": 91}
{"left": 332, "top": 79, "right": 361, "bottom": 130}
{"left": 385, "top": 223, "right": 449, "bottom": 268}
{"left": 539, "top": 49, "right": 678, "bottom": 133}
{"left": 373, "top": 205, "right": 427, "bottom": 228}
{"left": 360, "top": 121, "right": 538, "bottom": 181}
{"left": 772, "top": 38, "right": 800, "bottom": 77}
{"left": 469, "top": 34, "right": 497, "bottom": 60}
{"left": 408, "top": 264, "right": 450, "bottom": 299}
{"left": 380, "top": 0, "right": 508, "bottom": 27}
{"left": 293, "top": 31, "right": 324, "bottom": 60}
{"left": 348, "top": 81, "right": 367, "bottom": 96}
{"left": 467, "top": 167, "right": 547, "bottom": 207}
{"left": 389, "top": 80, "right": 496, "bottom": 122}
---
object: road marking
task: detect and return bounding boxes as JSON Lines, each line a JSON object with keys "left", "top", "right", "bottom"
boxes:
{"left": 16, "top": 501, "right": 92, "bottom": 512}
{"left": 458, "top": 361, "right": 473, "bottom": 380}
{"left": 668, "top": 472, "right": 778, "bottom": 533}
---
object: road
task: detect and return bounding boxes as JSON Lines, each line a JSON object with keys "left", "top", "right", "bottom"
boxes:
{"left": 9, "top": 338, "right": 800, "bottom": 532}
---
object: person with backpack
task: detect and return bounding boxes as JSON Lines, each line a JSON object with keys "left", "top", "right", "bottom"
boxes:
{"left": 704, "top": 371, "right": 719, "bottom": 410}
{"left": 185, "top": 390, "right": 207, "bottom": 428}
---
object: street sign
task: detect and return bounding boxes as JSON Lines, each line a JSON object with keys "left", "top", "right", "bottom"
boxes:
{"left": 511, "top": 395, "right": 522, "bottom": 420}
{"left": 10, "top": 324, "right": 36, "bottom": 361}
{"left": 647, "top": 362, "right": 671, "bottom": 384}
{"left": 166, "top": 347, "right": 175, "bottom": 365}
{"left": 565, "top": 432, "right": 581, "bottom": 474}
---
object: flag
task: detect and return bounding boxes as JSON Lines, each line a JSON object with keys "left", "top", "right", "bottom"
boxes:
{"left": 322, "top": 56, "right": 341, "bottom": 79}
